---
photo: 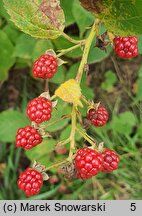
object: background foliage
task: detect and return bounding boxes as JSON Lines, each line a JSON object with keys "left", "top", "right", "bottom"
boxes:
{"left": 0, "top": 0, "right": 142, "bottom": 200}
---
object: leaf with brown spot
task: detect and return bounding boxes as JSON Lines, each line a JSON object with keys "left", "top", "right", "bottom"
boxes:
{"left": 80, "top": 0, "right": 104, "bottom": 14}
{"left": 80, "top": 0, "right": 142, "bottom": 35}
{"left": 3, "top": 0, "right": 65, "bottom": 39}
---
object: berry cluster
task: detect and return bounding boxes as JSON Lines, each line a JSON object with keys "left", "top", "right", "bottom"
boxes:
{"left": 16, "top": 53, "right": 120, "bottom": 197}
{"left": 75, "top": 147, "right": 119, "bottom": 180}
{"left": 16, "top": 96, "right": 52, "bottom": 151}
{"left": 16, "top": 53, "right": 58, "bottom": 196}
{"left": 74, "top": 102, "right": 119, "bottom": 180}
{"left": 113, "top": 36, "right": 138, "bottom": 59}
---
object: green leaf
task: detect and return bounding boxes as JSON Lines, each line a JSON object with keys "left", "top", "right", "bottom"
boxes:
{"left": 42, "top": 99, "right": 71, "bottom": 132}
{"left": 65, "top": 62, "right": 79, "bottom": 80}
{"left": 0, "top": 30, "right": 15, "bottom": 80}
{"left": 80, "top": 0, "right": 142, "bottom": 35}
{"left": 72, "top": 0, "right": 94, "bottom": 37}
{"left": 98, "top": 0, "right": 142, "bottom": 35}
{"left": 88, "top": 44, "right": 112, "bottom": 63}
{"left": 0, "top": 110, "right": 30, "bottom": 142}
{"left": 111, "top": 111, "right": 137, "bottom": 135}
{"left": 14, "top": 58, "right": 32, "bottom": 69}
{"left": 4, "top": 0, "right": 65, "bottom": 39}
{"left": 53, "top": 36, "right": 82, "bottom": 58}
{"left": 25, "top": 139, "right": 56, "bottom": 166}
{"left": 13, "top": 34, "right": 37, "bottom": 59}
{"left": 60, "top": 124, "right": 82, "bottom": 141}
{"left": 137, "top": 123, "right": 142, "bottom": 139}
{"left": 0, "top": 0, "right": 9, "bottom": 20}
{"left": 60, "top": 0, "right": 75, "bottom": 26}
{"left": 81, "top": 73, "right": 94, "bottom": 100}
{"left": 3, "top": 24, "right": 20, "bottom": 44}
{"left": 101, "top": 70, "right": 117, "bottom": 92}
{"left": 32, "top": 39, "right": 53, "bottom": 61}
{"left": 49, "top": 66, "right": 65, "bottom": 84}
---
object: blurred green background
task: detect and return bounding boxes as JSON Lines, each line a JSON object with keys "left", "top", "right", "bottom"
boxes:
{"left": 0, "top": 0, "right": 142, "bottom": 200}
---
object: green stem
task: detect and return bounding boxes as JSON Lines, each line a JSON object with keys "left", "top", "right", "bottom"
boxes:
{"left": 44, "top": 20, "right": 99, "bottom": 170}
{"left": 42, "top": 115, "right": 70, "bottom": 129}
{"left": 81, "top": 95, "right": 90, "bottom": 105}
{"left": 51, "top": 95, "right": 57, "bottom": 100}
{"left": 55, "top": 138, "right": 70, "bottom": 148}
{"left": 62, "top": 32, "right": 84, "bottom": 44}
{"left": 57, "top": 43, "right": 82, "bottom": 58}
{"left": 76, "top": 19, "right": 99, "bottom": 84}
{"left": 69, "top": 105, "right": 77, "bottom": 159}
{"left": 45, "top": 160, "right": 67, "bottom": 171}
{"left": 76, "top": 127, "right": 97, "bottom": 148}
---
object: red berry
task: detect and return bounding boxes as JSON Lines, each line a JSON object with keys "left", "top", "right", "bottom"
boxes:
{"left": 101, "top": 148, "right": 120, "bottom": 172}
{"left": 113, "top": 36, "right": 138, "bottom": 59}
{"left": 16, "top": 126, "right": 42, "bottom": 150}
{"left": 17, "top": 168, "right": 43, "bottom": 197}
{"left": 26, "top": 97, "right": 52, "bottom": 124}
{"left": 87, "top": 105, "right": 108, "bottom": 127}
{"left": 74, "top": 147, "right": 103, "bottom": 180}
{"left": 32, "top": 54, "right": 58, "bottom": 79}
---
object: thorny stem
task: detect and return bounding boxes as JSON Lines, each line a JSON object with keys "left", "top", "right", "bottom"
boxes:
{"left": 76, "top": 19, "right": 100, "bottom": 83}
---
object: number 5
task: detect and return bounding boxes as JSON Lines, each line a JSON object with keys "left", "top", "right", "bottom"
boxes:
{"left": 130, "top": 203, "right": 136, "bottom": 211}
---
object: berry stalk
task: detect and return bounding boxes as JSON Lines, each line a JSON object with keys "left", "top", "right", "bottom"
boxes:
{"left": 76, "top": 127, "right": 97, "bottom": 147}
{"left": 45, "top": 159, "right": 68, "bottom": 171}
{"left": 42, "top": 114, "right": 70, "bottom": 129}
{"left": 62, "top": 32, "right": 85, "bottom": 45}
{"left": 80, "top": 95, "right": 90, "bottom": 105}
{"left": 57, "top": 43, "right": 83, "bottom": 58}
